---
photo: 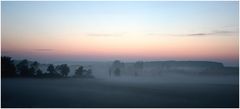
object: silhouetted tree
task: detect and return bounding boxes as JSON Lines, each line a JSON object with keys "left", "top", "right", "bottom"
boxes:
{"left": 29, "top": 67, "right": 35, "bottom": 76}
{"left": 16, "top": 59, "right": 32, "bottom": 77}
{"left": 1, "top": 56, "right": 16, "bottom": 77}
{"left": 47, "top": 64, "right": 56, "bottom": 74}
{"left": 75, "top": 66, "right": 84, "bottom": 77}
{"left": 30, "top": 61, "right": 40, "bottom": 76}
{"left": 109, "top": 60, "right": 125, "bottom": 77}
{"left": 113, "top": 60, "right": 122, "bottom": 67}
{"left": 47, "top": 64, "right": 62, "bottom": 78}
{"left": 31, "top": 61, "right": 39, "bottom": 69}
{"left": 57, "top": 64, "right": 70, "bottom": 77}
{"left": 74, "top": 66, "right": 94, "bottom": 78}
{"left": 31, "top": 61, "right": 39, "bottom": 73}
{"left": 36, "top": 69, "right": 43, "bottom": 77}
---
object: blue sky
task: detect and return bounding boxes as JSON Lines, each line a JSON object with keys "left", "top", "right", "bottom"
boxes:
{"left": 2, "top": 1, "right": 238, "bottom": 34}
{"left": 1, "top": 1, "right": 239, "bottom": 66}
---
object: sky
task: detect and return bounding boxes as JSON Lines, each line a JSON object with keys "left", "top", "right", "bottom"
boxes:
{"left": 1, "top": 1, "right": 239, "bottom": 66}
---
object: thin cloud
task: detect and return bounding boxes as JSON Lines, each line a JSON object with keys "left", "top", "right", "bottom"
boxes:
{"left": 87, "top": 33, "right": 124, "bottom": 37}
{"left": 34, "top": 49, "right": 54, "bottom": 52}
{"left": 187, "top": 30, "right": 236, "bottom": 36}
{"left": 187, "top": 33, "right": 208, "bottom": 36}
{"left": 148, "top": 30, "right": 237, "bottom": 37}
{"left": 214, "top": 30, "right": 235, "bottom": 34}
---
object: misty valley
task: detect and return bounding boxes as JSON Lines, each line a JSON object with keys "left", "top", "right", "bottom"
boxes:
{"left": 2, "top": 1, "right": 239, "bottom": 108}
{"left": 1, "top": 56, "right": 239, "bottom": 108}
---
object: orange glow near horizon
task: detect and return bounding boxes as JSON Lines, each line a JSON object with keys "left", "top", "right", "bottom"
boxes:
{"left": 2, "top": 33, "right": 238, "bottom": 63}
{"left": 2, "top": 2, "right": 238, "bottom": 66}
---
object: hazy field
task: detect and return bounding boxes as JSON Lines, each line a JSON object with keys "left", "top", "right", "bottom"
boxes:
{"left": 2, "top": 75, "right": 238, "bottom": 108}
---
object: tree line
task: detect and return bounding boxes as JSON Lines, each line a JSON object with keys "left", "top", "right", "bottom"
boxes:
{"left": 109, "top": 60, "right": 143, "bottom": 77}
{"left": 1, "top": 56, "right": 94, "bottom": 78}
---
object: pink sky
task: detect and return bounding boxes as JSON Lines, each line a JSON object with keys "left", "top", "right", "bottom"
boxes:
{"left": 1, "top": 1, "right": 239, "bottom": 66}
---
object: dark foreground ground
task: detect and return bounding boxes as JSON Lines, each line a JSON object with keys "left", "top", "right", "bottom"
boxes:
{"left": 1, "top": 77, "right": 239, "bottom": 108}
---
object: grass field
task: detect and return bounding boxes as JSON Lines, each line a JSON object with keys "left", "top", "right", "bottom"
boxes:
{"left": 1, "top": 76, "right": 239, "bottom": 108}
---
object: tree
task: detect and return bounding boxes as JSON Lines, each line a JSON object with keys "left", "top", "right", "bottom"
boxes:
{"left": 47, "top": 64, "right": 62, "bottom": 78}
{"left": 74, "top": 66, "right": 94, "bottom": 78}
{"left": 16, "top": 59, "right": 32, "bottom": 77}
{"left": 109, "top": 60, "right": 125, "bottom": 77}
{"left": 57, "top": 64, "right": 70, "bottom": 77}
{"left": 1, "top": 56, "right": 16, "bottom": 77}
{"left": 31, "top": 61, "right": 39, "bottom": 69}
{"left": 36, "top": 69, "right": 43, "bottom": 77}
{"left": 56, "top": 65, "right": 61, "bottom": 74}
{"left": 29, "top": 67, "right": 35, "bottom": 76}
{"left": 75, "top": 66, "right": 84, "bottom": 77}
{"left": 29, "top": 61, "right": 40, "bottom": 76}
{"left": 47, "top": 64, "right": 56, "bottom": 74}
{"left": 113, "top": 60, "right": 124, "bottom": 68}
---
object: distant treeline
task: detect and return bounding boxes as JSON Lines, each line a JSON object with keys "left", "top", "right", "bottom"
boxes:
{"left": 109, "top": 60, "right": 238, "bottom": 76}
{"left": 2, "top": 56, "right": 238, "bottom": 78}
{"left": 1, "top": 56, "right": 94, "bottom": 78}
